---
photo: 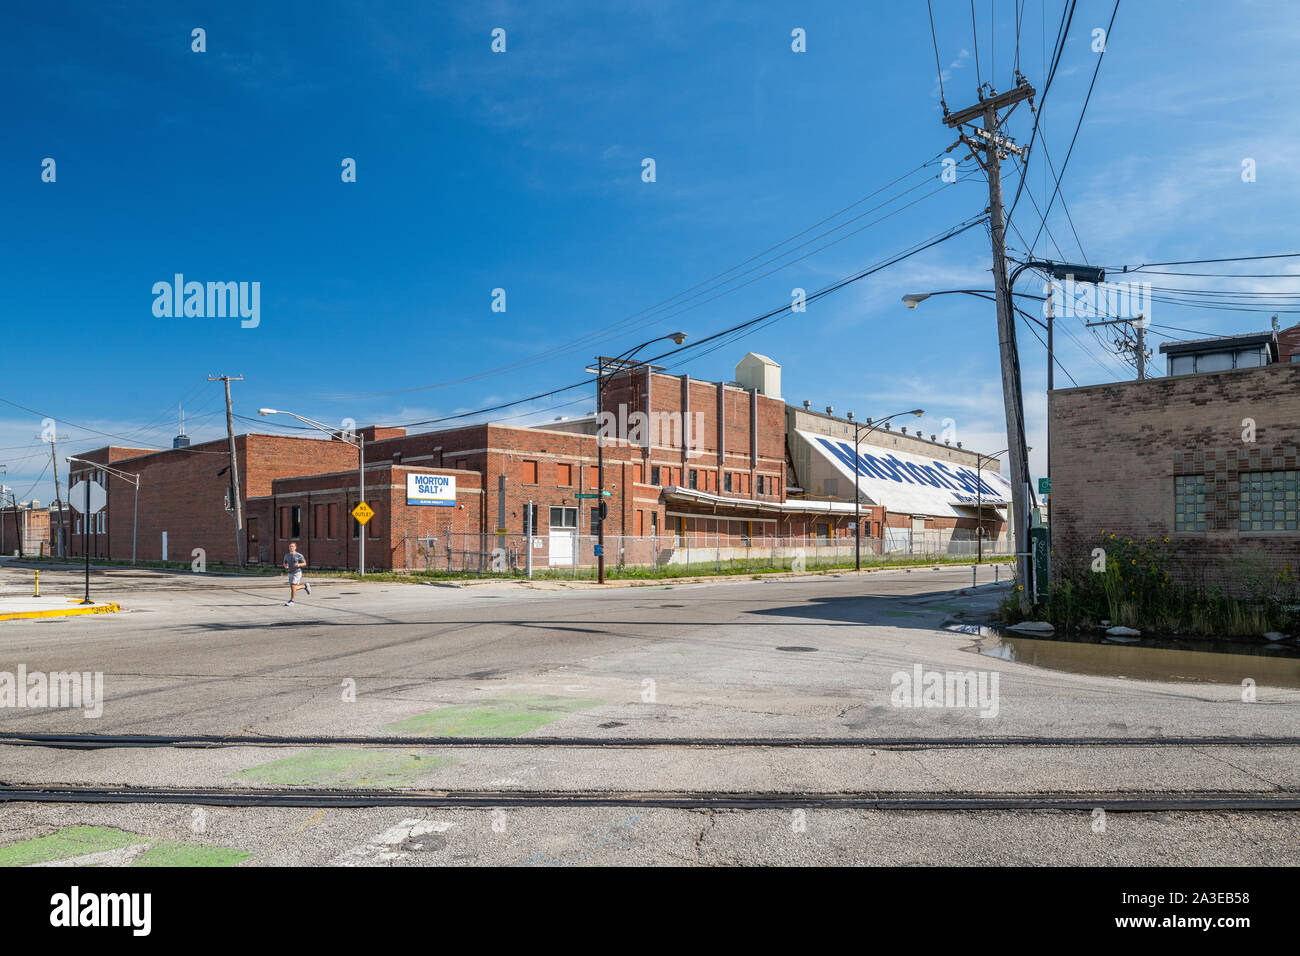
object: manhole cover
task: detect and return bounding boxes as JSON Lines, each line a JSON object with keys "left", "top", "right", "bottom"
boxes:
{"left": 776, "top": 646, "right": 818, "bottom": 653}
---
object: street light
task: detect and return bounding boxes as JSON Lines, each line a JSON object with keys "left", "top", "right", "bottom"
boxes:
{"left": 848, "top": 409, "right": 924, "bottom": 571}
{"left": 260, "top": 408, "right": 368, "bottom": 576}
{"left": 591, "top": 332, "right": 687, "bottom": 584}
{"left": 903, "top": 259, "right": 1100, "bottom": 602}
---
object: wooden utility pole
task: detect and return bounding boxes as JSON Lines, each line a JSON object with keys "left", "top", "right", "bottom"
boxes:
{"left": 37, "top": 429, "right": 71, "bottom": 556}
{"left": 209, "top": 374, "right": 246, "bottom": 567}
{"left": 945, "top": 80, "right": 1036, "bottom": 606}
{"left": 1085, "top": 316, "right": 1150, "bottom": 379}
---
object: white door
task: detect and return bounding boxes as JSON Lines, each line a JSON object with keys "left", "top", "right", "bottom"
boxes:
{"left": 548, "top": 507, "right": 577, "bottom": 566}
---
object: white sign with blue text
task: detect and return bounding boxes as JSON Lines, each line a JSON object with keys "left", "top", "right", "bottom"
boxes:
{"left": 406, "top": 473, "right": 456, "bottom": 507}
{"left": 798, "top": 430, "right": 1013, "bottom": 517}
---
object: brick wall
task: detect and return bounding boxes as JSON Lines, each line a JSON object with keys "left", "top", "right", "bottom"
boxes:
{"left": 70, "top": 435, "right": 357, "bottom": 564}
{"left": 1049, "top": 362, "right": 1300, "bottom": 590}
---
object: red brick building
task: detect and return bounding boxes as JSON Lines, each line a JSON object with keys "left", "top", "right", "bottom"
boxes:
{"left": 76, "top": 353, "right": 1001, "bottom": 571}
{"left": 67, "top": 436, "right": 358, "bottom": 564}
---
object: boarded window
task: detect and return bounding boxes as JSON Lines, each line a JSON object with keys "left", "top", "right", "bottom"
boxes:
{"left": 557, "top": 463, "right": 573, "bottom": 485}
{"left": 522, "top": 460, "right": 539, "bottom": 483}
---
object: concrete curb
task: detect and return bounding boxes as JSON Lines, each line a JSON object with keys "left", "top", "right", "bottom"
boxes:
{"left": 0, "top": 601, "right": 121, "bottom": 621}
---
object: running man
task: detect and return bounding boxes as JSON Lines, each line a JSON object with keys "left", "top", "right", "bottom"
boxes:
{"left": 283, "top": 542, "right": 311, "bottom": 606}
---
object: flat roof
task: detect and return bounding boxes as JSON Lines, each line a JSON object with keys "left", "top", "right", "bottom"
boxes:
{"left": 1159, "top": 331, "right": 1276, "bottom": 355}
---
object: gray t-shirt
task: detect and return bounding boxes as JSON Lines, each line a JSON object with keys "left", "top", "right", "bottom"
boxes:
{"left": 284, "top": 551, "right": 306, "bottom": 573}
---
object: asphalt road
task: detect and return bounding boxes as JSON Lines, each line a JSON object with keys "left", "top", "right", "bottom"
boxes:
{"left": 0, "top": 561, "right": 1297, "bottom": 866}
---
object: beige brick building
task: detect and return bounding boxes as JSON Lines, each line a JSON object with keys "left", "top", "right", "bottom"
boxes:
{"left": 1049, "top": 360, "right": 1300, "bottom": 591}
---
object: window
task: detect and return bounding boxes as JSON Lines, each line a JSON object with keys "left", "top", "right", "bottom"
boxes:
{"left": 313, "top": 504, "right": 325, "bottom": 538}
{"left": 550, "top": 506, "right": 578, "bottom": 528}
{"left": 1169, "top": 355, "right": 1194, "bottom": 376}
{"left": 522, "top": 460, "right": 539, "bottom": 483}
{"left": 587, "top": 465, "right": 598, "bottom": 486}
{"left": 556, "top": 463, "right": 573, "bottom": 485}
{"left": 1239, "top": 470, "right": 1299, "bottom": 531}
{"left": 327, "top": 503, "right": 337, "bottom": 538}
{"left": 290, "top": 506, "right": 302, "bottom": 538}
{"left": 688, "top": 469, "right": 698, "bottom": 490}
{"left": 1173, "top": 475, "right": 1206, "bottom": 532}
{"left": 1195, "top": 351, "right": 1234, "bottom": 372}
{"left": 815, "top": 523, "right": 830, "bottom": 540}
{"left": 1291, "top": 353, "right": 1300, "bottom": 363}
{"left": 650, "top": 465, "right": 661, "bottom": 485}
{"left": 522, "top": 503, "right": 539, "bottom": 535}
{"left": 724, "top": 473, "right": 733, "bottom": 492}
{"left": 633, "top": 463, "right": 643, "bottom": 483}
{"left": 756, "top": 475, "right": 765, "bottom": 495}
{"left": 1236, "top": 347, "right": 1268, "bottom": 368}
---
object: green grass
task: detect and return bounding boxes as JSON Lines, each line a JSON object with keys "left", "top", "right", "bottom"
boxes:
{"left": 360, "top": 553, "right": 1014, "bottom": 584}
{"left": 1003, "top": 535, "right": 1300, "bottom": 638}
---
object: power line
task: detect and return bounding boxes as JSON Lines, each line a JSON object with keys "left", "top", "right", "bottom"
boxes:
{"left": 1028, "top": 0, "right": 1121, "bottom": 258}
{"left": 322, "top": 151, "right": 962, "bottom": 402}
{"left": 927, "top": 0, "right": 948, "bottom": 112}
{"left": 385, "top": 215, "right": 989, "bottom": 431}
{"left": 1004, "top": 0, "right": 1077, "bottom": 233}
{"left": 1110, "top": 252, "right": 1300, "bottom": 272}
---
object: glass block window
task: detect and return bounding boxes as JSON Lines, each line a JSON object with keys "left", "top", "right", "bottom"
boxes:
{"left": 1174, "top": 475, "right": 1206, "bottom": 532}
{"left": 1239, "top": 470, "right": 1300, "bottom": 531}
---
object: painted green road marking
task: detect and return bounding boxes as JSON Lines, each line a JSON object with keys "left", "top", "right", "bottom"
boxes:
{"left": 382, "top": 693, "right": 603, "bottom": 737}
{"left": 0, "top": 826, "right": 250, "bottom": 868}
{"left": 132, "top": 842, "right": 251, "bottom": 867}
{"left": 237, "top": 749, "right": 456, "bottom": 788}
{"left": 0, "top": 826, "right": 138, "bottom": 867}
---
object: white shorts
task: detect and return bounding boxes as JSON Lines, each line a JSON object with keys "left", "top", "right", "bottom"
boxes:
{"left": 288, "top": 570, "right": 303, "bottom": 585}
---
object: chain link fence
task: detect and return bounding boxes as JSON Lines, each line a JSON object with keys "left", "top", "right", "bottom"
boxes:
{"left": 401, "top": 531, "right": 1013, "bottom": 579}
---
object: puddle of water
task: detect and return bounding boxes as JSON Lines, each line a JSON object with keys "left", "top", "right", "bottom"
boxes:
{"left": 967, "top": 630, "right": 1300, "bottom": 688}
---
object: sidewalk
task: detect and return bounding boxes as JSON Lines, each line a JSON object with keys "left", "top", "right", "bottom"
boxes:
{"left": 0, "top": 597, "right": 121, "bottom": 621}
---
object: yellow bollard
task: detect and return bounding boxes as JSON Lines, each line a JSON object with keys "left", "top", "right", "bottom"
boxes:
{"left": 34, "top": 570, "right": 39, "bottom": 597}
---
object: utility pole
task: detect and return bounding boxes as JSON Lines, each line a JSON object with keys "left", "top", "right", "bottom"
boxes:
{"left": 945, "top": 79, "right": 1036, "bottom": 607}
{"left": 37, "top": 429, "right": 71, "bottom": 556}
{"left": 209, "top": 374, "right": 246, "bottom": 567}
{"left": 1085, "top": 316, "right": 1150, "bottom": 380}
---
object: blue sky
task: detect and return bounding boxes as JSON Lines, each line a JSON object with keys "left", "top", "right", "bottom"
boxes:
{"left": 3, "top": 0, "right": 1299, "bottom": 505}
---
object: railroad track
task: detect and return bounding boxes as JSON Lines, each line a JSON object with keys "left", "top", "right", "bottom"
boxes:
{"left": 1, "top": 732, "right": 1298, "bottom": 750}
{"left": 0, "top": 783, "right": 1296, "bottom": 811}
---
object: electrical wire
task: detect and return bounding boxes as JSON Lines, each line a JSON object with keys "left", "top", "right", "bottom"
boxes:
{"left": 1027, "top": 0, "right": 1121, "bottom": 258}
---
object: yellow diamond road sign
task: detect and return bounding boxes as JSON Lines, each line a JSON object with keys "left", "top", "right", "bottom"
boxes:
{"left": 351, "top": 501, "right": 374, "bottom": 525}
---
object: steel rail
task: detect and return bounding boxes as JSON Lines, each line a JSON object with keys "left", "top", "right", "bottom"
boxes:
{"left": 1, "top": 732, "right": 1298, "bottom": 750}
{"left": 1, "top": 784, "right": 1297, "bottom": 811}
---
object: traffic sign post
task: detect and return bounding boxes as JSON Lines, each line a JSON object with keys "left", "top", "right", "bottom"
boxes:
{"left": 67, "top": 478, "right": 105, "bottom": 604}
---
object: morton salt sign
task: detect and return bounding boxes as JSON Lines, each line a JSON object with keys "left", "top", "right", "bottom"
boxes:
{"left": 798, "top": 430, "right": 1013, "bottom": 517}
{"left": 406, "top": 473, "right": 455, "bottom": 507}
